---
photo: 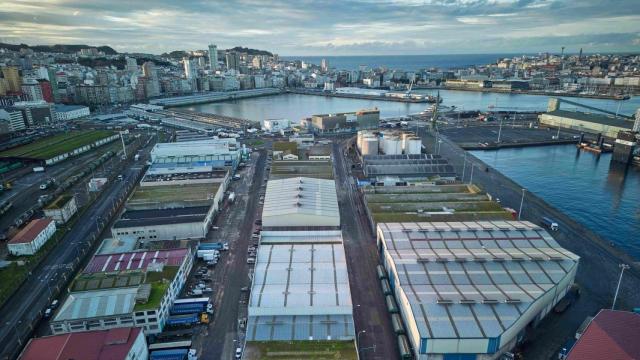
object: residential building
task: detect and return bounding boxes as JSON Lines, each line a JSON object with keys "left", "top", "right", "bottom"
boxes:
{"left": 18, "top": 327, "right": 148, "bottom": 360}
{"left": 0, "top": 108, "right": 26, "bottom": 132}
{"left": 7, "top": 218, "right": 57, "bottom": 256}
{"left": 21, "top": 79, "right": 44, "bottom": 102}
{"left": 208, "top": 44, "right": 218, "bottom": 70}
{"left": 263, "top": 118, "right": 290, "bottom": 133}
{"left": 1, "top": 66, "right": 22, "bottom": 93}
{"left": 225, "top": 51, "right": 240, "bottom": 71}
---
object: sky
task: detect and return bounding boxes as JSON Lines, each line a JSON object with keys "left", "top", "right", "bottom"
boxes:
{"left": 0, "top": 0, "right": 639, "bottom": 56}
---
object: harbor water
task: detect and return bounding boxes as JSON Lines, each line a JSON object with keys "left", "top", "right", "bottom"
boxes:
{"left": 184, "top": 91, "right": 639, "bottom": 259}
{"left": 472, "top": 145, "right": 640, "bottom": 260}
{"left": 180, "top": 90, "right": 640, "bottom": 123}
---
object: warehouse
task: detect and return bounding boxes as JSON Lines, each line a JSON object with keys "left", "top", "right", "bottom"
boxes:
{"left": 112, "top": 206, "right": 211, "bottom": 241}
{"left": 377, "top": 221, "right": 579, "bottom": 360}
{"left": 362, "top": 154, "right": 456, "bottom": 181}
{"left": 246, "top": 230, "right": 355, "bottom": 341}
{"left": 150, "top": 139, "right": 241, "bottom": 169}
{"left": 262, "top": 177, "right": 339, "bottom": 229}
{"left": 7, "top": 218, "right": 56, "bottom": 256}
{"left": 50, "top": 248, "right": 193, "bottom": 335}
{"left": 539, "top": 110, "right": 634, "bottom": 138}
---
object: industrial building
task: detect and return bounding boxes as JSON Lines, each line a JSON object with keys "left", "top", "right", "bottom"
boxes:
{"left": 53, "top": 104, "right": 90, "bottom": 121}
{"left": 361, "top": 154, "right": 456, "bottom": 181}
{"left": 50, "top": 248, "right": 193, "bottom": 335}
{"left": 262, "top": 177, "right": 340, "bottom": 229}
{"left": 263, "top": 118, "right": 291, "bottom": 133}
{"left": 539, "top": 98, "right": 636, "bottom": 138}
{"left": 43, "top": 195, "right": 77, "bottom": 224}
{"left": 357, "top": 130, "right": 423, "bottom": 156}
{"left": 566, "top": 309, "right": 640, "bottom": 360}
{"left": 362, "top": 183, "right": 513, "bottom": 230}
{"left": 150, "top": 139, "right": 242, "bottom": 169}
{"left": 18, "top": 327, "right": 148, "bottom": 360}
{"left": 377, "top": 221, "right": 579, "bottom": 360}
{"left": 306, "top": 108, "right": 380, "bottom": 134}
{"left": 7, "top": 218, "right": 56, "bottom": 256}
{"left": 246, "top": 230, "right": 355, "bottom": 341}
{"left": 112, "top": 157, "right": 229, "bottom": 242}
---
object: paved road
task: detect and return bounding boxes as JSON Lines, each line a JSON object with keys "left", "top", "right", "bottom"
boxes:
{"left": 202, "top": 150, "right": 266, "bottom": 359}
{"left": 0, "top": 161, "right": 145, "bottom": 359}
{"left": 419, "top": 128, "right": 640, "bottom": 359}
{"left": 332, "top": 141, "right": 399, "bottom": 360}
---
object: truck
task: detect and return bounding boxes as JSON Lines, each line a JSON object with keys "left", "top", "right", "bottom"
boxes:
{"left": 199, "top": 242, "right": 228, "bottom": 251}
{"left": 542, "top": 216, "right": 559, "bottom": 231}
{"left": 171, "top": 303, "right": 207, "bottom": 315}
{"left": 33, "top": 166, "right": 45, "bottom": 173}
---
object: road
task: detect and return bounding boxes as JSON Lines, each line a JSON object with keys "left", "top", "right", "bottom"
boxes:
{"left": 419, "top": 128, "right": 640, "bottom": 359}
{"left": 332, "top": 141, "right": 399, "bottom": 360}
{"left": 197, "top": 149, "right": 266, "bottom": 359}
{"left": 0, "top": 155, "right": 147, "bottom": 359}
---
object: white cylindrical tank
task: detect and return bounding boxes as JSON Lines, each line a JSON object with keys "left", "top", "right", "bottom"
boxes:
{"left": 405, "top": 137, "right": 422, "bottom": 155}
{"left": 383, "top": 136, "right": 402, "bottom": 155}
{"left": 361, "top": 137, "right": 379, "bottom": 155}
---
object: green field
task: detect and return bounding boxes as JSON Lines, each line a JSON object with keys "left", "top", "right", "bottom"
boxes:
{"left": 0, "top": 130, "right": 115, "bottom": 160}
{"left": 244, "top": 340, "right": 357, "bottom": 360}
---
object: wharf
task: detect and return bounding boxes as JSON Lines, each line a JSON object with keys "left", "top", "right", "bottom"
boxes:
{"left": 287, "top": 88, "right": 438, "bottom": 103}
{"left": 433, "top": 86, "right": 630, "bottom": 100}
{"left": 158, "top": 109, "right": 259, "bottom": 130}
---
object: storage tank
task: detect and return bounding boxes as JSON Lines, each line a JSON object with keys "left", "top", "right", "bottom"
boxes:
{"left": 383, "top": 135, "right": 402, "bottom": 155}
{"left": 361, "top": 137, "right": 379, "bottom": 156}
{"left": 405, "top": 137, "right": 422, "bottom": 155}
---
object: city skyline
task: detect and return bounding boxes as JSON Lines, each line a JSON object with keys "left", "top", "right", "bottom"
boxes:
{"left": 0, "top": 0, "right": 639, "bottom": 56}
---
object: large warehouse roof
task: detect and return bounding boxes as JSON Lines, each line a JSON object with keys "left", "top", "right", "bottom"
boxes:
{"left": 247, "top": 231, "right": 354, "bottom": 341}
{"left": 53, "top": 287, "right": 137, "bottom": 321}
{"left": 378, "top": 221, "right": 579, "bottom": 342}
{"left": 262, "top": 177, "right": 339, "bottom": 228}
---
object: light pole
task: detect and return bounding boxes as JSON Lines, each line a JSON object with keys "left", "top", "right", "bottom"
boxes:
{"left": 612, "top": 263, "right": 630, "bottom": 310}
{"left": 461, "top": 152, "right": 467, "bottom": 181}
{"left": 437, "top": 139, "right": 443, "bottom": 155}
{"left": 518, "top": 189, "right": 526, "bottom": 220}
{"left": 497, "top": 118, "right": 503, "bottom": 143}
{"left": 468, "top": 163, "right": 474, "bottom": 185}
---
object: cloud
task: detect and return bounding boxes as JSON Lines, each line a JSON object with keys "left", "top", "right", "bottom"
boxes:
{"left": 0, "top": 0, "right": 638, "bottom": 55}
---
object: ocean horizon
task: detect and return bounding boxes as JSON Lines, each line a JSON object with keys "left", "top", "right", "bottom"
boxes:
{"left": 281, "top": 53, "right": 534, "bottom": 71}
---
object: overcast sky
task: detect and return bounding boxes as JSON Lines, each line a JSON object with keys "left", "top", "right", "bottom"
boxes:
{"left": 1, "top": 0, "right": 639, "bottom": 56}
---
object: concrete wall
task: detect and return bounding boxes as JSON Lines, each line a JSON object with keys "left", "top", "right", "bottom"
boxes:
{"left": 539, "top": 114, "right": 625, "bottom": 138}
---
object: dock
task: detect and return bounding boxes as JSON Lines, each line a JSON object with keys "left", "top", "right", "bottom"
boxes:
{"left": 157, "top": 109, "right": 259, "bottom": 131}
{"left": 287, "top": 88, "right": 439, "bottom": 103}
{"left": 150, "top": 88, "right": 282, "bottom": 107}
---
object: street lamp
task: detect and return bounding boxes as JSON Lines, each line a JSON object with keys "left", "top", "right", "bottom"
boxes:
{"left": 518, "top": 189, "right": 526, "bottom": 220}
{"left": 612, "top": 263, "right": 630, "bottom": 310}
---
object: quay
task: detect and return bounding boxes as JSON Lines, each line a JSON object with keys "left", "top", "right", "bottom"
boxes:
{"left": 287, "top": 88, "right": 439, "bottom": 103}
{"left": 157, "top": 108, "right": 259, "bottom": 131}
{"left": 418, "top": 128, "right": 640, "bottom": 359}
{"left": 415, "top": 85, "right": 631, "bottom": 100}
{"left": 149, "top": 88, "right": 282, "bottom": 107}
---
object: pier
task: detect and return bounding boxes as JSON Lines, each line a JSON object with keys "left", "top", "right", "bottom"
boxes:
{"left": 287, "top": 88, "right": 439, "bottom": 103}
{"left": 150, "top": 88, "right": 282, "bottom": 107}
{"left": 157, "top": 109, "right": 259, "bottom": 131}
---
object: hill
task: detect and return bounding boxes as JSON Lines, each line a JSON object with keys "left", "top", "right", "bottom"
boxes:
{"left": 0, "top": 43, "right": 117, "bottom": 55}
{"left": 228, "top": 46, "right": 273, "bottom": 56}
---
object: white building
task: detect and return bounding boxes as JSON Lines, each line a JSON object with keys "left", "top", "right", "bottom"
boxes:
{"left": 54, "top": 105, "right": 90, "bottom": 121}
{"left": 43, "top": 195, "right": 78, "bottom": 224}
{"left": 262, "top": 177, "right": 340, "bottom": 229}
{"left": 377, "top": 221, "right": 580, "bottom": 360}
{"left": 51, "top": 248, "right": 193, "bottom": 335}
{"left": 0, "top": 108, "right": 26, "bottom": 132}
{"left": 246, "top": 230, "right": 355, "bottom": 341}
{"left": 7, "top": 218, "right": 56, "bottom": 256}
{"left": 150, "top": 139, "right": 240, "bottom": 168}
{"left": 263, "top": 118, "right": 290, "bottom": 133}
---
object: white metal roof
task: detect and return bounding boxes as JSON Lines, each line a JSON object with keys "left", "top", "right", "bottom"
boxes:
{"left": 53, "top": 288, "right": 138, "bottom": 322}
{"left": 262, "top": 177, "right": 339, "bottom": 228}
{"left": 259, "top": 230, "right": 343, "bottom": 244}
{"left": 249, "top": 242, "right": 352, "bottom": 316}
{"left": 378, "top": 221, "right": 579, "bottom": 340}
